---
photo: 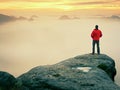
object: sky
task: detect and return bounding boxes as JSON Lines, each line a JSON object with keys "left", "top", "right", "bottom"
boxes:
{"left": 0, "top": 0, "right": 120, "bottom": 17}
{"left": 0, "top": 0, "right": 120, "bottom": 86}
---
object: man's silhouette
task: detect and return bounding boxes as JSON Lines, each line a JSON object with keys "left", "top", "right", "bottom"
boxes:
{"left": 91, "top": 25, "right": 102, "bottom": 55}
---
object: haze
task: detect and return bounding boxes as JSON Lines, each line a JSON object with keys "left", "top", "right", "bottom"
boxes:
{"left": 0, "top": 17, "right": 120, "bottom": 86}
{"left": 0, "top": 0, "right": 120, "bottom": 86}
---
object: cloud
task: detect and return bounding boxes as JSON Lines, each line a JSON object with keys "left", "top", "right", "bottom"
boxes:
{"left": 68, "top": 1, "right": 108, "bottom": 6}
{"left": 59, "top": 0, "right": 119, "bottom": 6}
{"left": 0, "top": 14, "right": 37, "bottom": 24}
{"left": 59, "top": 15, "right": 80, "bottom": 20}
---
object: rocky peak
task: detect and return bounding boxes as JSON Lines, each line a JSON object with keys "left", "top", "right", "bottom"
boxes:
{"left": 17, "top": 54, "right": 120, "bottom": 90}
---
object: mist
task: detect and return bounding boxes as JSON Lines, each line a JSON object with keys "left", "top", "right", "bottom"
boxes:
{"left": 0, "top": 17, "right": 120, "bottom": 85}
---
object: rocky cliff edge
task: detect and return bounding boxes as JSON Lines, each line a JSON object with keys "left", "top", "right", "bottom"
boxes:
{"left": 0, "top": 54, "right": 120, "bottom": 90}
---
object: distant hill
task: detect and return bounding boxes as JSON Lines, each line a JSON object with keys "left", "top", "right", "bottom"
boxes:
{"left": 59, "top": 15, "right": 80, "bottom": 20}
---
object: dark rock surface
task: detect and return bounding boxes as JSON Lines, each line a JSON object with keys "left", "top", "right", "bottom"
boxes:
{"left": 0, "top": 71, "right": 16, "bottom": 90}
{"left": 18, "top": 54, "right": 120, "bottom": 90}
{"left": 0, "top": 71, "right": 29, "bottom": 90}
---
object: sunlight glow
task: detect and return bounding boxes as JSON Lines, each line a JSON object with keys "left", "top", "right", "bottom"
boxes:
{"left": 0, "top": 1, "right": 120, "bottom": 10}
{"left": 0, "top": 0, "right": 120, "bottom": 15}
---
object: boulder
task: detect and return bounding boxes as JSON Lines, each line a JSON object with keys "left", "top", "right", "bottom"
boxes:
{"left": 0, "top": 71, "right": 30, "bottom": 90}
{"left": 18, "top": 54, "right": 120, "bottom": 90}
{"left": 0, "top": 71, "right": 16, "bottom": 90}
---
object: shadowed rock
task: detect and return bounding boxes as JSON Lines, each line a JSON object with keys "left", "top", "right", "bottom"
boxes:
{"left": 0, "top": 71, "right": 16, "bottom": 90}
{"left": 18, "top": 54, "right": 120, "bottom": 90}
{"left": 0, "top": 71, "right": 29, "bottom": 90}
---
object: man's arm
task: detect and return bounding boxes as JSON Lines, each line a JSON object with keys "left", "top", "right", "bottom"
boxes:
{"left": 91, "top": 31, "right": 94, "bottom": 38}
{"left": 100, "top": 31, "right": 102, "bottom": 37}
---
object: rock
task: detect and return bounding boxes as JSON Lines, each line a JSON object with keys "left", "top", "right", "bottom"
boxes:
{"left": 0, "top": 71, "right": 16, "bottom": 90}
{"left": 18, "top": 54, "right": 120, "bottom": 90}
{"left": 0, "top": 71, "right": 29, "bottom": 90}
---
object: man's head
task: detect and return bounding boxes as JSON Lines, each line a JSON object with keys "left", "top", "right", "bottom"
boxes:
{"left": 95, "top": 25, "right": 98, "bottom": 30}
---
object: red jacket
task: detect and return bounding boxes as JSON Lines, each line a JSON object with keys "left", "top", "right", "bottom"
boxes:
{"left": 91, "top": 29, "right": 102, "bottom": 40}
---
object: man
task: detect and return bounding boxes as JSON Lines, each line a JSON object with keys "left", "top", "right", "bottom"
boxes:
{"left": 91, "top": 25, "right": 102, "bottom": 55}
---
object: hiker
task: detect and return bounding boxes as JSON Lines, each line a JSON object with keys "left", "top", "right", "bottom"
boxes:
{"left": 91, "top": 25, "right": 102, "bottom": 55}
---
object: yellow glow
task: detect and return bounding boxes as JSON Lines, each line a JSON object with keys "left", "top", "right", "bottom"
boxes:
{"left": 0, "top": 2, "right": 54, "bottom": 9}
{"left": 0, "top": 0, "right": 120, "bottom": 10}
{"left": 59, "top": 6, "right": 72, "bottom": 11}
{"left": 0, "top": 1, "right": 120, "bottom": 11}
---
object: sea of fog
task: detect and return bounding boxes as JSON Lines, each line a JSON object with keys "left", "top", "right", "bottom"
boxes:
{"left": 0, "top": 17, "right": 120, "bottom": 86}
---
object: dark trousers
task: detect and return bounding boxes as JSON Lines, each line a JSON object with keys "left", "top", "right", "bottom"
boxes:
{"left": 92, "top": 40, "right": 100, "bottom": 54}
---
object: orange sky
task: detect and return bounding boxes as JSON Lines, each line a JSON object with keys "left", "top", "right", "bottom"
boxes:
{"left": 0, "top": 0, "right": 120, "bottom": 16}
